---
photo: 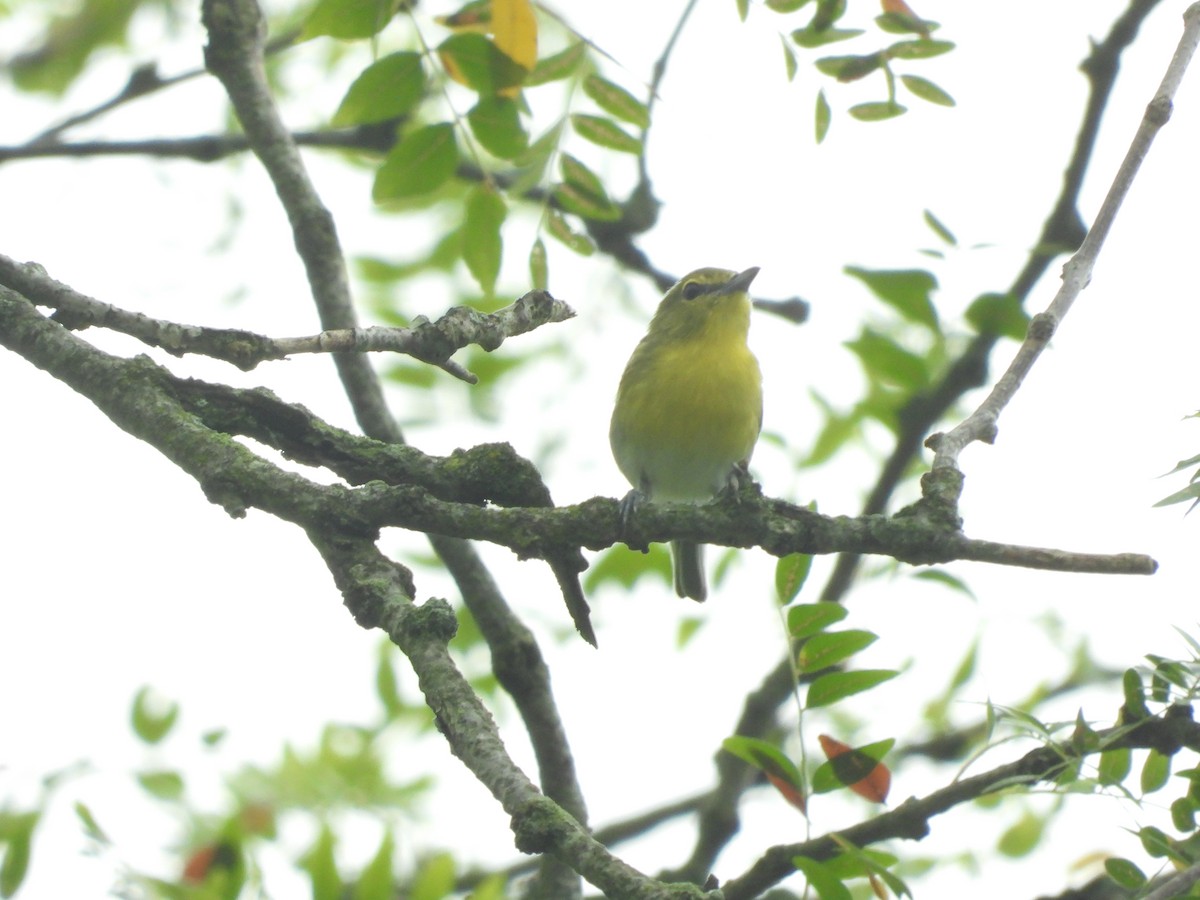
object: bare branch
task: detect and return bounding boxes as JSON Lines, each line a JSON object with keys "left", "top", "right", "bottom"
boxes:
{"left": 929, "top": 2, "right": 1200, "bottom": 470}
{"left": 27, "top": 28, "right": 301, "bottom": 144}
{"left": 0, "top": 252, "right": 573, "bottom": 381}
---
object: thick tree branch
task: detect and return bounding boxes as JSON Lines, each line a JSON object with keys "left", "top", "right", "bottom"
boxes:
{"left": 0, "top": 253, "right": 573, "bottom": 382}
{"left": 309, "top": 534, "right": 705, "bottom": 900}
{"left": 0, "top": 291, "right": 1156, "bottom": 587}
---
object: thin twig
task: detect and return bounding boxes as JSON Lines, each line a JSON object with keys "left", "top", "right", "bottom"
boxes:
{"left": 929, "top": 2, "right": 1200, "bottom": 470}
{"left": 27, "top": 29, "right": 301, "bottom": 144}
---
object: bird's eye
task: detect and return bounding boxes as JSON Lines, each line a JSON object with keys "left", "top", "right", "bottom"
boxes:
{"left": 682, "top": 282, "right": 704, "bottom": 301}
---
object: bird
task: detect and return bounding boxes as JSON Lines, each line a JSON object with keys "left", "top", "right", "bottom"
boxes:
{"left": 609, "top": 266, "right": 763, "bottom": 601}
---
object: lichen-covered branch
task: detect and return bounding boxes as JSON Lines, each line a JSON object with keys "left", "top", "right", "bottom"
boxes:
{"left": 0, "top": 289, "right": 1156, "bottom": 590}
{"left": 0, "top": 253, "right": 573, "bottom": 382}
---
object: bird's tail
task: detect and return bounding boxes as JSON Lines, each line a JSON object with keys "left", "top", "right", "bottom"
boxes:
{"left": 671, "top": 540, "right": 707, "bottom": 602}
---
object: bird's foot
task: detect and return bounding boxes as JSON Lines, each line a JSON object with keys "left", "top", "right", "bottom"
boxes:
{"left": 618, "top": 488, "right": 650, "bottom": 553}
{"left": 720, "top": 462, "right": 758, "bottom": 503}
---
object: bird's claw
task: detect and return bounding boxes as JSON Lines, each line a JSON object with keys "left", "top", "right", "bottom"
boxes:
{"left": 618, "top": 488, "right": 650, "bottom": 553}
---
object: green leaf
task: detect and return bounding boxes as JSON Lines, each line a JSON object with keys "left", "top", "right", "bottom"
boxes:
{"left": 781, "top": 36, "right": 799, "bottom": 81}
{"left": 735, "top": 0, "right": 750, "bottom": 21}
{"left": 798, "top": 629, "right": 878, "bottom": 673}
{"left": 775, "top": 553, "right": 813, "bottom": 605}
{"left": 332, "top": 52, "right": 425, "bottom": 126}
{"left": 965, "top": 292, "right": 1029, "bottom": 340}
{"left": 815, "top": 89, "right": 831, "bottom": 143}
{"left": 812, "top": 739, "right": 893, "bottom": 794}
{"left": 10, "top": 0, "right": 140, "bottom": 95}
{"left": 375, "top": 642, "right": 404, "bottom": 720}
{"left": 722, "top": 736, "right": 805, "bottom": 804}
{"left": 825, "top": 839, "right": 913, "bottom": 897}
{"left": 528, "top": 238, "right": 548, "bottom": 290}
{"left": 806, "top": 669, "right": 898, "bottom": 708}
{"left": 848, "top": 101, "right": 907, "bottom": 121}
{"left": 844, "top": 266, "right": 938, "bottom": 328}
{"left": 0, "top": 811, "right": 38, "bottom": 898}
{"left": 131, "top": 686, "right": 179, "bottom": 745}
{"left": 845, "top": 329, "right": 930, "bottom": 390}
{"left": 922, "top": 209, "right": 956, "bottom": 246}
{"left": 1097, "top": 747, "right": 1131, "bottom": 786}
{"left": 136, "top": 770, "right": 185, "bottom": 801}
{"left": 676, "top": 616, "right": 704, "bottom": 648}
{"left": 901, "top": 74, "right": 955, "bottom": 106}
{"left": 1163, "top": 453, "right": 1200, "bottom": 478}
{"left": 409, "top": 851, "right": 455, "bottom": 900}
{"left": 353, "top": 829, "right": 395, "bottom": 900}
{"left": 373, "top": 124, "right": 457, "bottom": 201}
{"left": 767, "top": 0, "right": 815, "bottom": 11}
{"left": 466, "top": 874, "right": 508, "bottom": 900}
{"left": 462, "top": 185, "right": 507, "bottom": 295}
{"left": 73, "top": 802, "right": 109, "bottom": 845}
{"left": 787, "top": 602, "right": 847, "bottom": 639}
{"left": 437, "top": 33, "right": 528, "bottom": 95}
{"left": 1172, "top": 797, "right": 1199, "bottom": 833}
{"left": 876, "top": 12, "right": 938, "bottom": 35}
{"left": 582, "top": 543, "right": 670, "bottom": 591}
{"left": 910, "top": 568, "right": 975, "bottom": 599}
{"left": 1122, "top": 668, "right": 1151, "bottom": 721}
{"left": 465, "top": 96, "right": 528, "bottom": 159}
{"left": 1141, "top": 749, "right": 1171, "bottom": 794}
{"left": 854, "top": 102, "right": 907, "bottom": 123}
{"left": 997, "top": 810, "right": 1044, "bottom": 857}
{"left": 1154, "top": 482, "right": 1200, "bottom": 509}
{"left": 527, "top": 42, "right": 587, "bottom": 86}
{"left": 554, "top": 153, "right": 620, "bottom": 220}
{"left": 545, "top": 209, "right": 596, "bottom": 255}
{"left": 887, "top": 39, "right": 955, "bottom": 60}
{"left": 303, "top": 0, "right": 399, "bottom": 40}
{"left": 1103, "top": 857, "right": 1146, "bottom": 889}
{"left": 814, "top": 52, "right": 883, "bottom": 79}
{"left": 795, "top": 28, "right": 865, "bottom": 49}
{"left": 582, "top": 75, "right": 650, "bottom": 128}
{"left": 554, "top": 182, "right": 621, "bottom": 222}
{"left": 300, "top": 824, "right": 343, "bottom": 900}
{"left": 1139, "top": 825, "right": 1176, "bottom": 860}
{"left": 792, "top": 857, "right": 852, "bottom": 900}
{"left": 571, "top": 114, "right": 642, "bottom": 154}
{"left": 556, "top": 153, "right": 604, "bottom": 199}
{"left": 509, "top": 121, "right": 563, "bottom": 193}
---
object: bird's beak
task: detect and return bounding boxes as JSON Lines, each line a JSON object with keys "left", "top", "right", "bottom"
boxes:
{"left": 719, "top": 267, "right": 760, "bottom": 295}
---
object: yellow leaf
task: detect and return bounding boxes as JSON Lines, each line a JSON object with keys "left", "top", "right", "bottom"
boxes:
{"left": 492, "top": 0, "right": 536, "bottom": 97}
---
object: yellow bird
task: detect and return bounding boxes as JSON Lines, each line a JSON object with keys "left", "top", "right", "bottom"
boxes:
{"left": 610, "top": 267, "right": 763, "bottom": 601}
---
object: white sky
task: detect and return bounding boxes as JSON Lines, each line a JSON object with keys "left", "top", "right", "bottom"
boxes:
{"left": 3, "top": 0, "right": 1200, "bottom": 897}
